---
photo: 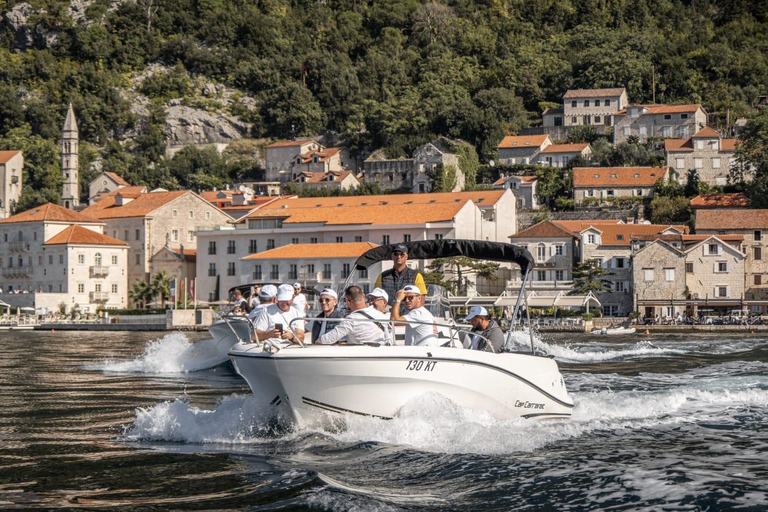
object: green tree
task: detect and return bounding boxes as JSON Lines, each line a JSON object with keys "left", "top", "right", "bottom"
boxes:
{"left": 732, "top": 108, "right": 768, "bottom": 207}
{"left": 151, "top": 271, "right": 172, "bottom": 308}
{"left": 650, "top": 196, "right": 690, "bottom": 224}
{"left": 570, "top": 259, "right": 612, "bottom": 295}
{"left": 128, "top": 279, "right": 153, "bottom": 308}
{"left": 427, "top": 256, "right": 500, "bottom": 295}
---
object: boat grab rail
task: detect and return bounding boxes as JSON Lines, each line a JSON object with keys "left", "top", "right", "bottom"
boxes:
{"left": 218, "top": 313, "right": 256, "bottom": 345}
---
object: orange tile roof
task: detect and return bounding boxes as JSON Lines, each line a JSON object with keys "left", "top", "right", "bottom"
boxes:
{"left": 251, "top": 202, "right": 467, "bottom": 226}
{"left": 266, "top": 139, "right": 317, "bottom": 148}
{"left": 295, "top": 147, "right": 341, "bottom": 164}
{"left": 692, "top": 127, "right": 722, "bottom": 138}
{"left": 104, "top": 171, "right": 130, "bottom": 186}
{"left": 243, "top": 242, "right": 378, "bottom": 260}
{"left": 510, "top": 221, "right": 578, "bottom": 239}
{"left": 571, "top": 223, "right": 687, "bottom": 245}
{"left": 82, "top": 190, "right": 189, "bottom": 219}
{"left": 572, "top": 167, "right": 667, "bottom": 187}
{"left": 551, "top": 220, "right": 623, "bottom": 232}
{"left": 563, "top": 88, "right": 626, "bottom": 99}
{"left": 540, "top": 143, "right": 590, "bottom": 154}
{"left": 682, "top": 234, "right": 744, "bottom": 242}
{"left": 295, "top": 171, "right": 354, "bottom": 183}
{"left": 0, "top": 150, "right": 21, "bottom": 164}
{"left": 44, "top": 225, "right": 128, "bottom": 246}
{"left": 0, "top": 203, "right": 101, "bottom": 224}
{"left": 614, "top": 104, "right": 703, "bottom": 116}
{"left": 664, "top": 136, "right": 737, "bottom": 153}
{"left": 696, "top": 209, "right": 768, "bottom": 230}
{"left": 199, "top": 190, "right": 234, "bottom": 202}
{"left": 497, "top": 135, "right": 549, "bottom": 149}
{"left": 690, "top": 193, "right": 750, "bottom": 209}
{"left": 721, "top": 139, "right": 737, "bottom": 151}
{"left": 493, "top": 175, "right": 538, "bottom": 186}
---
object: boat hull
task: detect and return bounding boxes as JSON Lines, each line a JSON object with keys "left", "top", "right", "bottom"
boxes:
{"left": 229, "top": 343, "right": 573, "bottom": 426}
{"left": 208, "top": 317, "right": 252, "bottom": 348}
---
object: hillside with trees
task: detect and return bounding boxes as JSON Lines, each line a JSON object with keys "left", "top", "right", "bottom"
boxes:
{"left": 1, "top": 0, "right": 767, "bottom": 209}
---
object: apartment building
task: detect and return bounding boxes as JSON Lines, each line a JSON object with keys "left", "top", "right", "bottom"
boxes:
{"left": 196, "top": 190, "right": 517, "bottom": 295}
{"left": 0, "top": 203, "right": 128, "bottom": 312}
{"left": 664, "top": 127, "right": 737, "bottom": 186}
{"left": 508, "top": 221, "right": 579, "bottom": 289}
{"left": 572, "top": 166, "right": 668, "bottom": 204}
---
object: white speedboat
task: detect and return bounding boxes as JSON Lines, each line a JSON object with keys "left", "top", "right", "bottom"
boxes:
{"left": 229, "top": 239, "right": 574, "bottom": 426}
{"left": 592, "top": 326, "right": 637, "bottom": 335}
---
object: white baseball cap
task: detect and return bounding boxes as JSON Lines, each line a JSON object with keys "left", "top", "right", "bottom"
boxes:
{"left": 277, "top": 284, "right": 295, "bottom": 301}
{"left": 259, "top": 284, "right": 277, "bottom": 299}
{"left": 293, "top": 282, "right": 302, "bottom": 290}
{"left": 402, "top": 285, "right": 421, "bottom": 295}
{"left": 368, "top": 287, "right": 388, "bottom": 302}
{"left": 320, "top": 288, "right": 338, "bottom": 300}
{"left": 464, "top": 306, "right": 489, "bottom": 321}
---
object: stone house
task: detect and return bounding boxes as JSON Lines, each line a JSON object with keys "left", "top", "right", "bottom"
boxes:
{"left": 631, "top": 240, "right": 687, "bottom": 319}
{"left": 684, "top": 235, "right": 746, "bottom": 305}
{"left": 265, "top": 139, "right": 322, "bottom": 182}
{"left": 412, "top": 139, "right": 465, "bottom": 193}
{"left": 572, "top": 166, "right": 668, "bottom": 204}
{"left": 196, "top": 190, "right": 517, "bottom": 295}
{"left": 613, "top": 104, "right": 708, "bottom": 144}
{"left": 508, "top": 221, "right": 579, "bottom": 288}
{"left": 82, "top": 188, "right": 233, "bottom": 288}
{"left": 492, "top": 175, "right": 539, "bottom": 209}
{"left": 535, "top": 143, "right": 592, "bottom": 168}
{"left": 497, "top": 135, "right": 551, "bottom": 165}
{"left": 0, "top": 203, "right": 128, "bottom": 313}
{"left": 696, "top": 209, "right": 768, "bottom": 312}
{"left": 290, "top": 147, "right": 346, "bottom": 176}
{"left": 362, "top": 150, "right": 413, "bottom": 190}
{"left": 0, "top": 151, "right": 22, "bottom": 220}
{"left": 88, "top": 171, "right": 130, "bottom": 205}
{"left": 293, "top": 171, "right": 360, "bottom": 192}
{"left": 556, "top": 88, "right": 628, "bottom": 127}
{"left": 664, "top": 127, "right": 738, "bottom": 186}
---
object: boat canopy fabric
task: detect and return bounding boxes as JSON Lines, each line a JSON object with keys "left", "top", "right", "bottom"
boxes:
{"left": 354, "top": 239, "right": 535, "bottom": 273}
{"left": 494, "top": 291, "right": 601, "bottom": 309}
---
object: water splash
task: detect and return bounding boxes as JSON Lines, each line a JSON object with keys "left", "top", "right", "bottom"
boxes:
{"left": 87, "top": 332, "right": 231, "bottom": 374}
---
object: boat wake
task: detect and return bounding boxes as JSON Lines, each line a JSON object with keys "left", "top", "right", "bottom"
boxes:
{"left": 122, "top": 362, "right": 768, "bottom": 455}
{"left": 87, "top": 332, "right": 231, "bottom": 374}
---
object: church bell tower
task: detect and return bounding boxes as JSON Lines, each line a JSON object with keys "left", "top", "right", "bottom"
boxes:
{"left": 61, "top": 103, "right": 79, "bottom": 209}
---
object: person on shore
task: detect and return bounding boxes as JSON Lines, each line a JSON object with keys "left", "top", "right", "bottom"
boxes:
{"left": 252, "top": 284, "right": 304, "bottom": 343}
{"left": 464, "top": 306, "right": 504, "bottom": 353}
{"left": 248, "top": 285, "right": 277, "bottom": 321}
{"left": 390, "top": 285, "right": 438, "bottom": 346}
{"left": 308, "top": 289, "right": 344, "bottom": 343}
{"left": 375, "top": 244, "right": 427, "bottom": 307}
{"left": 317, "top": 286, "right": 389, "bottom": 345}
{"left": 291, "top": 283, "right": 309, "bottom": 313}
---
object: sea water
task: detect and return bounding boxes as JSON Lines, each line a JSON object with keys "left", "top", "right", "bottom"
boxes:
{"left": 0, "top": 330, "right": 766, "bottom": 510}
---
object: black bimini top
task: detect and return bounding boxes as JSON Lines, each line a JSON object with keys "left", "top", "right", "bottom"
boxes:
{"left": 353, "top": 239, "right": 535, "bottom": 274}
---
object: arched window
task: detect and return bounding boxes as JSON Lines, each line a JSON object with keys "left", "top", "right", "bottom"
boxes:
{"left": 95, "top": 253, "right": 102, "bottom": 266}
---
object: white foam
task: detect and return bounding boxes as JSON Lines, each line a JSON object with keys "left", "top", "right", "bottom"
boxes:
{"left": 88, "top": 332, "right": 230, "bottom": 373}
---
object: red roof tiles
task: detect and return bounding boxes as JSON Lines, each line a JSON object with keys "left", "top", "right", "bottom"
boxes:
{"left": 243, "top": 242, "right": 378, "bottom": 260}
{"left": 0, "top": 150, "right": 21, "bottom": 164}
{"left": 497, "top": 135, "right": 550, "bottom": 149}
{"left": 44, "top": 225, "right": 127, "bottom": 246}
{"left": 563, "top": 88, "right": 626, "bottom": 99}
{"left": 572, "top": 167, "right": 668, "bottom": 187}
{"left": 540, "top": 143, "right": 590, "bottom": 154}
{"left": 0, "top": 203, "right": 101, "bottom": 224}
{"left": 696, "top": 209, "right": 768, "bottom": 230}
{"left": 82, "top": 190, "right": 189, "bottom": 219}
{"left": 690, "top": 193, "right": 750, "bottom": 209}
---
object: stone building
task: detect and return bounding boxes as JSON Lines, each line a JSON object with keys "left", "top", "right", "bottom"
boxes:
{"left": 684, "top": 236, "right": 746, "bottom": 306}
{"left": 535, "top": 143, "right": 592, "bottom": 168}
{"left": 362, "top": 150, "right": 413, "bottom": 190}
{"left": 492, "top": 175, "right": 539, "bottom": 209}
{"left": 664, "top": 127, "right": 737, "bottom": 186}
{"left": 293, "top": 171, "right": 359, "bottom": 192}
{"left": 82, "top": 188, "right": 232, "bottom": 288}
{"left": 61, "top": 103, "right": 80, "bottom": 209}
{"left": 556, "top": 88, "right": 628, "bottom": 127}
{"left": 290, "top": 147, "right": 346, "bottom": 176}
{"left": 265, "top": 139, "right": 322, "bottom": 182}
{"left": 632, "top": 240, "right": 687, "bottom": 319}
{"left": 572, "top": 166, "right": 668, "bottom": 204}
{"left": 88, "top": 172, "right": 130, "bottom": 205}
{"left": 0, "top": 203, "right": 128, "bottom": 312}
{"left": 509, "top": 221, "right": 579, "bottom": 288}
{"left": 613, "top": 104, "right": 707, "bottom": 144}
{"left": 0, "top": 150, "right": 22, "bottom": 219}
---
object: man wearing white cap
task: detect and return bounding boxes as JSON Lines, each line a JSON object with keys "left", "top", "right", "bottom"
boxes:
{"left": 464, "top": 306, "right": 504, "bottom": 353}
{"left": 253, "top": 284, "right": 305, "bottom": 343}
{"left": 391, "top": 284, "right": 438, "bottom": 346}
{"left": 367, "top": 287, "right": 393, "bottom": 344}
{"left": 318, "top": 286, "right": 390, "bottom": 345}
{"left": 308, "top": 288, "right": 343, "bottom": 343}
{"left": 291, "top": 282, "right": 308, "bottom": 312}
{"left": 248, "top": 284, "right": 277, "bottom": 321}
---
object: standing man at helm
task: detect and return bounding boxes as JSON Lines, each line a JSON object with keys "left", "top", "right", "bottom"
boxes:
{"left": 374, "top": 244, "right": 427, "bottom": 307}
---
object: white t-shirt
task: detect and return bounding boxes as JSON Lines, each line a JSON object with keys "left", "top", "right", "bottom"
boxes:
{"left": 291, "top": 293, "right": 307, "bottom": 312}
{"left": 248, "top": 302, "right": 270, "bottom": 320}
{"left": 402, "top": 306, "right": 438, "bottom": 346}
{"left": 254, "top": 304, "right": 304, "bottom": 336}
{"left": 318, "top": 306, "right": 389, "bottom": 345}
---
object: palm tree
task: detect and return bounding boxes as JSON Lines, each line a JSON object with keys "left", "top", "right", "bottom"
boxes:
{"left": 151, "top": 271, "right": 172, "bottom": 308}
{"left": 129, "top": 280, "right": 152, "bottom": 309}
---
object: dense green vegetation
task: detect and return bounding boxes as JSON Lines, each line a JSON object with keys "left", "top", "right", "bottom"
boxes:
{"left": 1, "top": 0, "right": 767, "bottom": 210}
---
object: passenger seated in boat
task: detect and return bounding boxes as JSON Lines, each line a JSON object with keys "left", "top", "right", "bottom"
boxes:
{"left": 317, "top": 286, "right": 390, "bottom": 345}
{"left": 248, "top": 285, "right": 277, "bottom": 320}
{"left": 390, "top": 285, "right": 438, "bottom": 346}
{"left": 231, "top": 289, "right": 250, "bottom": 315}
{"left": 465, "top": 306, "right": 504, "bottom": 353}
{"left": 252, "top": 284, "right": 305, "bottom": 343}
{"left": 367, "top": 287, "right": 393, "bottom": 344}
{"left": 307, "top": 289, "right": 344, "bottom": 343}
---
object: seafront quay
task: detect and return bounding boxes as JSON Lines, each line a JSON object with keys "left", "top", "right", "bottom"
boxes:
{"left": 0, "top": 309, "right": 217, "bottom": 332}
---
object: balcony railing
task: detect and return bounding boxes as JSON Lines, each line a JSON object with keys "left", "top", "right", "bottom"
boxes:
{"left": 8, "top": 241, "right": 29, "bottom": 252}
{"left": 2, "top": 266, "right": 33, "bottom": 278}
{"left": 90, "top": 265, "right": 109, "bottom": 276}
{"left": 90, "top": 291, "right": 110, "bottom": 301}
